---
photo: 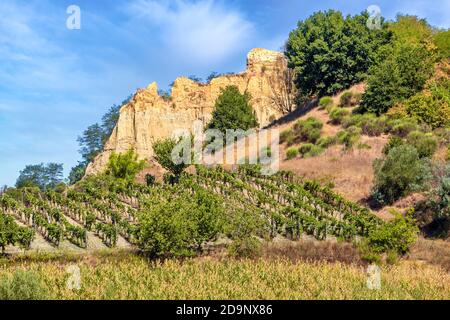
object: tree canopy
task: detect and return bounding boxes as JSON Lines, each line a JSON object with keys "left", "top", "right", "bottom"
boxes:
{"left": 15, "top": 163, "right": 64, "bottom": 191}
{"left": 207, "top": 85, "right": 259, "bottom": 133}
{"left": 285, "top": 10, "right": 391, "bottom": 97}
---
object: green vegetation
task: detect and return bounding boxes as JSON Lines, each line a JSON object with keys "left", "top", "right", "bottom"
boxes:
{"left": 286, "top": 147, "right": 299, "bottom": 160}
{"left": 434, "top": 30, "right": 450, "bottom": 59}
{"left": 208, "top": 85, "right": 259, "bottom": 133}
{"left": 361, "top": 16, "right": 436, "bottom": 115}
{"left": 403, "top": 78, "right": 450, "bottom": 129}
{"left": 298, "top": 143, "right": 324, "bottom": 158}
{"left": 0, "top": 212, "right": 34, "bottom": 254}
{"left": 0, "top": 270, "right": 47, "bottom": 300}
{"left": 153, "top": 138, "right": 190, "bottom": 177}
{"left": 285, "top": 10, "right": 390, "bottom": 96}
{"left": 372, "top": 145, "right": 430, "bottom": 205}
{"left": 365, "top": 210, "right": 419, "bottom": 255}
{"left": 292, "top": 117, "right": 323, "bottom": 144}
{"left": 318, "top": 96, "right": 333, "bottom": 109}
{"left": 0, "top": 252, "right": 448, "bottom": 300}
{"left": 329, "top": 107, "right": 351, "bottom": 125}
{"left": 105, "top": 149, "right": 146, "bottom": 181}
{"left": 16, "top": 163, "right": 64, "bottom": 191}
{"left": 339, "top": 91, "right": 361, "bottom": 108}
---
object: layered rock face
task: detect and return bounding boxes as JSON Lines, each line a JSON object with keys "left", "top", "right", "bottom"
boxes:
{"left": 86, "top": 48, "right": 291, "bottom": 175}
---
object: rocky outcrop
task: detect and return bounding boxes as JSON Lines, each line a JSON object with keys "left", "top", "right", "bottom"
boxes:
{"left": 86, "top": 48, "right": 292, "bottom": 175}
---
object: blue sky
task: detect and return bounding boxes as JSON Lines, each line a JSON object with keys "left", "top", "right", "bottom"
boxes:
{"left": 1, "top": 0, "right": 449, "bottom": 186}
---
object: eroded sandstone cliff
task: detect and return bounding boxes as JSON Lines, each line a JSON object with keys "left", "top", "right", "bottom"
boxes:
{"left": 86, "top": 48, "right": 292, "bottom": 174}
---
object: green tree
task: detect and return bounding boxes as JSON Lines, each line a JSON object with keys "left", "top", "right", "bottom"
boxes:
{"left": 137, "top": 189, "right": 223, "bottom": 257}
{"left": 372, "top": 145, "right": 430, "bottom": 205}
{"left": 105, "top": 149, "right": 146, "bottom": 181}
{"left": 285, "top": 10, "right": 390, "bottom": 97}
{"left": 68, "top": 162, "right": 87, "bottom": 185}
{"left": 361, "top": 16, "right": 436, "bottom": 114}
{"left": 153, "top": 138, "right": 190, "bottom": 177}
{"left": 207, "top": 86, "right": 259, "bottom": 133}
{"left": 16, "top": 163, "right": 64, "bottom": 191}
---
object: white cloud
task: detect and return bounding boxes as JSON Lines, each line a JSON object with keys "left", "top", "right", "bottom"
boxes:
{"left": 126, "top": 0, "right": 254, "bottom": 64}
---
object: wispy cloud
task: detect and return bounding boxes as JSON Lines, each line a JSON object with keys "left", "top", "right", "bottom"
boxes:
{"left": 125, "top": 0, "right": 255, "bottom": 65}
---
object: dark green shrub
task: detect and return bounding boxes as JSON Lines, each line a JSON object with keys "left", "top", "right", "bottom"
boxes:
{"left": 388, "top": 118, "right": 419, "bottom": 137}
{"left": 372, "top": 145, "right": 430, "bottom": 205}
{"left": 137, "top": 189, "right": 223, "bottom": 257}
{"left": 280, "top": 129, "right": 295, "bottom": 145}
{"left": 336, "top": 126, "right": 361, "bottom": 149}
{"left": 298, "top": 143, "right": 314, "bottom": 156}
{"left": 0, "top": 270, "right": 48, "bottom": 300}
{"left": 319, "top": 96, "right": 333, "bottom": 109}
{"left": 339, "top": 91, "right": 354, "bottom": 107}
{"left": 366, "top": 209, "right": 418, "bottom": 255}
{"left": 329, "top": 107, "right": 350, "bottom": 125}
{"left": 298, "top": 143, "right": 324, "bottom": 158}
{"left": 382, "top": 136, "right": 404, "bottom": 155}
{"left": 228, "top": 236, "right": 262, "bottom": 258}
{"left": 361, "top": 40, "right": 435, "bottom": 114}
{"left": 286, "top": 147, "right": 299, "bottom": 160}
{"left": 406, "top": 131, "right": 438, "bottom": 158}
{"left": 316, "top": 136, "right": 336, "bottom": 148}
{"left": 293, "top": 117, "right": 323, "bottom": 143}
{"left": 106, "top": 149, "right": 146, "bottom": 181}
{"left": 208, "top": 85, "right": 259, "bottom": 133}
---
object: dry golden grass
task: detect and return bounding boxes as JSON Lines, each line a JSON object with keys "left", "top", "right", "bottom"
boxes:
{"left": 0, "top": 250, "right": 448, "bottom": 300}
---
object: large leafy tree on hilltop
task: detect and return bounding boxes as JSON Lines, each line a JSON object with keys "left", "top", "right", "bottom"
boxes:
{"left": 360, "top": 16, "right": 436, "bottom": 114}
{"left": 285, "top": 10, "right": 391, "bottom": 97}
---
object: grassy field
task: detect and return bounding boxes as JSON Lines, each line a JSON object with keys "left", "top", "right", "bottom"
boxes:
{"left": 0, "top": 249, "right": 449, "bottom": 300}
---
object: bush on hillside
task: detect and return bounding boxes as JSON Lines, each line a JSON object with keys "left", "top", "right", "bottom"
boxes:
{"left": 382, "top": 136, "right": 404, "bottom": 155}
{"left": 403, "top": 79, "right": 450, "bottom": 129}
{"left": 316, "top": 136, "right": 337, "bottom": 148}
{"left": 319, "top": 96, "right": 333, "bottom": 109}
{"left": 434, "top": 30, "right": 450, "bottom": 59}
{"left": 292, "top": 117, "right": 323, "bottom": 143}
{"left": 280, "top": 129, "right": 295, "bottom": 145}
{"left": 106, "top": 149, "right": 146, "bottom": 181}
{"left": 286, "top": 147, "right": 299, "bottom": 160}
{"left": 406, "top": 131, "right": 438, "bottom": 158}
{"left": 339, "top": 91, "right": 354, "bottom": 107}
{"left": 329, "top": 107, "right": 350, "bottom": 125}
{"left": 366, "top": 209, "right": 419, "bottom": 255}
{"left": 372, "top": 145, "right": 430, "bottom": 205}
{"left": 388, "top": 118, "right": 420, "bottom": 137}
{"left": 336, "top": 126, "right": 361, "bottom": 149}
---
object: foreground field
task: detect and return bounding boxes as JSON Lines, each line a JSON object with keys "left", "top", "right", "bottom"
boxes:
{"left": 1, "top": 250, "right": 449, "bottom": 300}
